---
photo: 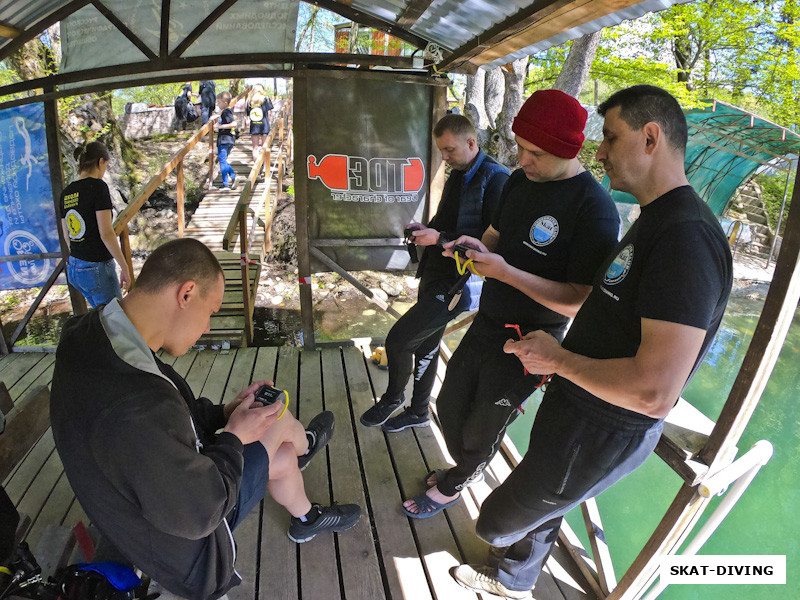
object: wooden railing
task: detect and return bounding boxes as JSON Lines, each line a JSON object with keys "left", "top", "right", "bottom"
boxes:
{"left": 112, "top": 115, "right": 221, "bottom": 281}
{"left": 221, "top": 100, "right": 292, "bottom": 344}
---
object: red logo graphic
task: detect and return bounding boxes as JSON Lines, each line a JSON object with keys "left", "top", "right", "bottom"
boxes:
{"left": 307, "top": 154, "right": 424, "bottom": 193}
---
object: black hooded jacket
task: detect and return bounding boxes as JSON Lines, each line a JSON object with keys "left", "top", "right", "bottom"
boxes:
{"left": 50, "top": 300, "right": 244, "bottom": 600}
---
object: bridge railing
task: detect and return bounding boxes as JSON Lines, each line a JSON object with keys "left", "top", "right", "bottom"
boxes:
{"left": 221, "top": 100, "right": 292, "bottom": 344}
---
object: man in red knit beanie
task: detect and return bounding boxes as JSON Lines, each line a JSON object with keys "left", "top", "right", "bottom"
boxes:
{"left": 399, "top": 89, "right": 620, "bottom": 558}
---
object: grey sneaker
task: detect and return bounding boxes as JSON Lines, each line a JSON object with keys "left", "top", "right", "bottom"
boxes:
{"left": 298, "top": 411, "right": 334, "bottom": 471}
{"left": 450, "top": 564, "right": 531, "bottom": 599}
{"left": 360, "top": 393, "right": 404, "bottom": 427}
{"left": 287, "top": 503, "right": 361, "bottom": 543}
{"left": 382, "top": 408, "right": 430, "bottom": 432}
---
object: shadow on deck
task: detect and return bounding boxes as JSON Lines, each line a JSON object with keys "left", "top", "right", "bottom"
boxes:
{"left": 2, "top": 347, "right": 593, "bottom": 600}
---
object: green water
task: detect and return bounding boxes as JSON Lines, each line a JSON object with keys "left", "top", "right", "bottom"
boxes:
{"left": 506, "top": 296, "right": 799, "bottom": 599}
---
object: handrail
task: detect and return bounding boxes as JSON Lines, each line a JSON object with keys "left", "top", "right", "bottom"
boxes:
{"left": 222, "top": 101, "right": 292, "bottom": 250}
{"left": 217, "top": 100, "right": 292, "bottom": 345}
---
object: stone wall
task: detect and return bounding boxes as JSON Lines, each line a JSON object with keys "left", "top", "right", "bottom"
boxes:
{"left": 117, "top": 101, "right": 249, "bottom": 139}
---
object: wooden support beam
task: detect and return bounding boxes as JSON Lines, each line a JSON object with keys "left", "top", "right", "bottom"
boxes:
{"left": 92, "top": 0, "right": 158, "bottom": 60}
{"left": 581, "top": 498, "right": 617, "bottom": 595}
{"left": 699, "top": 161, "right": 800, "bottom": 473}
{"left": 396, "top": 0, "right": 435, "bottom": 29}
{"left": 0, "top": 21, "right": 22, "bottom": 39}
{"left": 177, "top": 161, "right": 185, "bottom": 238}
{"left": 0, "top": 0, "right": 91, "bottom": 63}
{"left": 293, "top": 70, "right": 315, "bottom": 348}
{"left": 9, "top": 261, "right": 66, "bottom": 347}
{"left": 170, "top": 0, "right": 241, "bottom": 58}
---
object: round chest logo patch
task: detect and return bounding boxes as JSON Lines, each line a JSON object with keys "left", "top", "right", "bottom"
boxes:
{"left": 604, "top": 244, "right": 634, "bottom": 285}
{"left": 65, "top": 209, "right": 86, "bottom": 240}
{"left": 250, "top": 107, "right": 264, "bottom": 122}
{"left": 530, "top": 216, "right": 559, "bottom": 247}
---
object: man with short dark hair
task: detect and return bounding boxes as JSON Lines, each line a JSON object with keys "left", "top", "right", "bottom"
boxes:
{"left": 401, "top": 89, "right": 620, "bottom": 521}
{"left": 450, "top": 85, "right": 732, "bottom": 599}
{"left": 359, "top": 113, "right": 509, "bottom": 432}
{"left": 51, "top": 238, "right": 361, "bottom": 600}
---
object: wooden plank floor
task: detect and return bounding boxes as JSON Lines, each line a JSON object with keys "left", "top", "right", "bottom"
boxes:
{"left": 1, "top": 348, "right": 595, "bottom": 600}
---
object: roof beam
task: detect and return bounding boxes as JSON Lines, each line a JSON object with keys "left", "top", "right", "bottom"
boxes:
{"left": 0, "top": 21, "right": 22, "bottom": 38}
{"left": 160, "top": 0, "right": 171, "bottom": 57}
{"left": 396, "top": 0, "right": 435, "bottom": 29}
{"left": 308, "top": 0, "right": 432, "bottom": 51}
{"left": 0, "top": 52, "right": 416, "bottom": 104}
{"left": 170, "top": 0, "right": 241, "bottom": 58}
{"left": 436, "top": 0, "right": 572, "bottom": 72}
{"left": 0, "top": 0, "right": 91, "bottom": 63}
{"left": 92, "top": 0, "right": 158, "bottom": 61}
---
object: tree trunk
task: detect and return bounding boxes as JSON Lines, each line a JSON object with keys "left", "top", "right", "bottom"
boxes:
{"left": 553, "top": 31, "right": 601, "bottom": 98}
{"left": 494, "top": 57, "right": 528, "bottom": 166}
{"left": 464, "top": 69, "right": 489, "bottom": 147}
{"left": 484, "top": 67, "right": 505, "bottom": 129}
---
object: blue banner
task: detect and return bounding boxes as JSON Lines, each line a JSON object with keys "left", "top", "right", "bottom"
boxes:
{"left": 0, "top": 103, "right": 59, "bottom": 290}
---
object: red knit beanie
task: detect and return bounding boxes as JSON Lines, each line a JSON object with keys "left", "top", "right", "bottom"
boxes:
{"left": 512, "top": 89, "right": 587, "bottom": 159}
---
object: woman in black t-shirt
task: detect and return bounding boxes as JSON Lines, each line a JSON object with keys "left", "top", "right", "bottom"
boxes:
{"left": 245, "top": 84, "right": 273, "bottom": 163}
{"left": 60, "top": 142, "right": 131, "bottom": 307}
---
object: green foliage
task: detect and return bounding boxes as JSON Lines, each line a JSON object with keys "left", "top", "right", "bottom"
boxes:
{"left": 755, "top": 170, "right": 796, "bottom": 232}
{"left": 286, "top": 185, "right": 295, "bottom": 196}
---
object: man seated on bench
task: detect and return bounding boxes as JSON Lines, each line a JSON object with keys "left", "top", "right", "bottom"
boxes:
{"left": 50, "top": 238, "right": 361, "bottom": 600}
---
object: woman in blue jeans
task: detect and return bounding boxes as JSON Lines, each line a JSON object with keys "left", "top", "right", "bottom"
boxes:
{"left": 60, "top": 142, "right": 131, "bottom": 307}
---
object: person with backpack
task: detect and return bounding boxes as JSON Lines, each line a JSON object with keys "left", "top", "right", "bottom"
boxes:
{"left": 245, "top": 84, "right": 274, "bottom": 163}
{"left": 199, "top": 80, "right": 217, "bottom": 125}
{"left": 173, "top": 82, "right": 194, "bottom": 131}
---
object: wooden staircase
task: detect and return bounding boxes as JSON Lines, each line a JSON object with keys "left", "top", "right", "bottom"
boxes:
{"left": 184, "top": 134, "right": 279, "bottom": 348}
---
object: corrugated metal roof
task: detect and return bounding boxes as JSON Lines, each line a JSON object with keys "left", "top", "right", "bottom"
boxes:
{"left": 0, "top": 0, "right": 688, "bottom": 71}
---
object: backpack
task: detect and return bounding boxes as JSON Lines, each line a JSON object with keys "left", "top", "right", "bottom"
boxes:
{"left": 186, "top": 102, "right": 198, "bottom": 122}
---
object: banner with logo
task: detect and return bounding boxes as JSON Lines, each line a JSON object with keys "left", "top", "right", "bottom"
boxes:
{"left": 303, "top": 71, "right": 434, "bottom": 272}
{"left": 0, "top": 104, "right": 59, "bottom": 291}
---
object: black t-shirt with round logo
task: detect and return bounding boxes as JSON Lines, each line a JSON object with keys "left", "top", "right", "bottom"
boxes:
{"left": 60, "top": 177, "right": 113, "bottom": 262}
{"left": 479, "top": 169, "right": 620, "bottom": 338}
{"left": 562, "top": 185, "right": 732, "bottom": 391}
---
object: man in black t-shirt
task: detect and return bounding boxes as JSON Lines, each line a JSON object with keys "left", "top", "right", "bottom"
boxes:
{"left": 401, "top": 90, "right": 620, "bottom": 522}
{"left": 450, "top": 86, "right": 732, "bottom": 599}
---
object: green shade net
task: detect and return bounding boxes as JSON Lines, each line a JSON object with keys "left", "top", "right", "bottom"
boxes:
{"left": 604, "top": 99, "right": 800, "bottom": 215}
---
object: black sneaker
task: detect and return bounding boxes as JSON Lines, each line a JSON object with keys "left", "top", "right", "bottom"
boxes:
{"left": 381, "top": 408, "right": 430, "bottom": 432}
{"left": 298, "top": 411, "right": 334, "bottom": 471}
{"left": 287, "top": 503, "right": 361, "bottom": 543}
{"left": 359, "top": 393, "right": 404, "bottom": 427}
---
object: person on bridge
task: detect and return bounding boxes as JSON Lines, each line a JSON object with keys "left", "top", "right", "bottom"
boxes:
{"left": 359, "top": 113, "right": 510, "bottom": 432}
{"left": 450, "top": 85, "right": 733, "bottom": 599}
{"left": 60, "top": 141, "right": 131, "bottom": 307}
{"left": 245, "top": 83, "right": 274, "bottom": 164}
{"left": 199, "top": 80, "right": 217, "bottom": 125}
{"left": 50, "top": 239, "right": 362, "bottom": 600}
{"left": 214, "top": 91, "right": 237, "bottom": 190}
{"left": 400, "top": 90, "right": 620, "bottom": 521}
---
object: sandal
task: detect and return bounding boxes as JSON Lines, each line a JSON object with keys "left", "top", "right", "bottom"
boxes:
{"left": 401, "top": 491, "right": 461, "bottom": 519}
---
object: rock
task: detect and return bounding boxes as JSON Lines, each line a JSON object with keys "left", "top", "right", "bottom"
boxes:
{"left": 380, "top": 281, "right": 403, "bottom": 297}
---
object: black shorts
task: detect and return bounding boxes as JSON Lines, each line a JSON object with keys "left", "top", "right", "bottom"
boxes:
{"left": 249, "top": 121, "right": 270, "bottom": 135}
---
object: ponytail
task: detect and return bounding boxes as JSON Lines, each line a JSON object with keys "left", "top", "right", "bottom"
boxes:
{"left": 74, "top": 141, "right": 110, "bottom": 174}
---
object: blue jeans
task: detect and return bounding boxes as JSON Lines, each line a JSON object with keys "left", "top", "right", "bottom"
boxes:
{"left": 476, "top": 378, "right": 663, "bottom": 592}
{"left": 226, "top": 442, "right": 270, "bottom": 530}
{"left": 67, "top": 256, "right": 121, "bottom": 308}
{"left": 218, "top": 143, "right": 235, "bottom": 187}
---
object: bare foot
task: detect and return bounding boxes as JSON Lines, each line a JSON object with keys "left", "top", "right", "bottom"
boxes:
{"left": 402, "top": 485, "right": 460, "bottom": 515}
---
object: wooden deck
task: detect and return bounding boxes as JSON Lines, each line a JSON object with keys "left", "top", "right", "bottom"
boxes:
{"left": 2, "top": 347, "right": 594, "bottom": 600}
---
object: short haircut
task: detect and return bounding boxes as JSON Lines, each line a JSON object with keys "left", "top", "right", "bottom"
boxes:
{"left": 433, "top": 113, "right": 476, "bottom": 140}
{"left": 219, "top": 91, "right": 232, "bottom": 102}
{"left": 134, "top": 239, "right": 224, "bottom": 296}
{"left": 598, "top": 85, "right": 688, "bottom": 153}
{"left": 73, "top": 141, "right": 109, "bottom": 174}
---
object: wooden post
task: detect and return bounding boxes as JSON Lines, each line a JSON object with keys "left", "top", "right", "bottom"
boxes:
{"left": 208, "top": 126, "right": 215, "bottom": 189}
{"left": 43, "top": 88, "right": 87, "bottom": 316}
{"left": 293, "top": 69, "right": 315, "bottom": 348}
{"left": 119, "top": 225, "right": 134, "bottom": 286}
{"left": 238, "top": 209, "right": 253, "bottom": 346}
{"left": 176, "top": 160, "right": 185, "bottom": 238}
{"left": 428, "top": 84, "right": 448, "bottom": 222}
